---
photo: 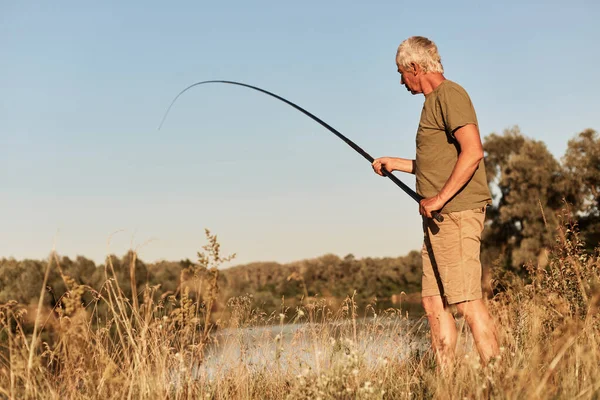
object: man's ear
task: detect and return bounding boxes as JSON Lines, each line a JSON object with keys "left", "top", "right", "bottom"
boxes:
{"left": 411, "top": 62, "right": 421, "bottom": 75}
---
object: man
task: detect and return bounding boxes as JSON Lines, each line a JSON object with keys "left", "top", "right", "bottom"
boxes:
{"left": 372, "top": 36, "right": 499, "bottom": 366}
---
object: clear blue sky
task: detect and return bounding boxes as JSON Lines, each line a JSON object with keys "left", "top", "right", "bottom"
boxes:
{"left": 2, "top": 1, "right": 599, "bottom": 267}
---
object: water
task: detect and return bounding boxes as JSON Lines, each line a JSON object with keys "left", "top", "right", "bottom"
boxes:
{"left": 192, "top": 317, "right": 431, "bottom": 380}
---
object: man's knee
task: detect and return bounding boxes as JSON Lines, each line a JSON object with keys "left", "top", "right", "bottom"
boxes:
{"left": 455, "top": 299, "right": 485, "bottom": 321}
{"left": 422, "top": 295, "right": 445, "bottom": 316}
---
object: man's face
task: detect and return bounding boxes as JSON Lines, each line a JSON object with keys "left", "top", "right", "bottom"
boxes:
{"left": 397, "top": 63, "right": 421, "bottom": 95}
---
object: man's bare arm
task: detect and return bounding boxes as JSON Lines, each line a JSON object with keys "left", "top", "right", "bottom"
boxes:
{"left": 438, "top": 124, "right": 484, "bottom": 202}
{"left": 372, "top": 157, "right": 416, "bottom": 175}
{"left": 419, "top": 124, "right": 484, "bottom": 217}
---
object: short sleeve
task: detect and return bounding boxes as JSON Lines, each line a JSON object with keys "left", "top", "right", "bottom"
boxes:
{"left": 438, "top": 84, "right": 478, "bottom": 138}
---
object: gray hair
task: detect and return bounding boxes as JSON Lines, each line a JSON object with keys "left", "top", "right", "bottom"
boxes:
{"left": 396, "top": 36, "right": 444, "bottom": 74}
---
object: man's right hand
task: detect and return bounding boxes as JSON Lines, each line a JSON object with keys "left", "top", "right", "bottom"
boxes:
{"left": 372, "top": 157, "right": 396, "bottom": 176}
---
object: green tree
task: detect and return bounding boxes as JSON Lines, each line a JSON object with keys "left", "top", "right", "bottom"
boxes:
{"left": 0, "top": 259, "right": 46, "bottom": 304}
{"left": 483, "top": 127, "right": 577, "bottom": 270}
{"left": 563, "top": 128, "right": 600, "bottom": 249}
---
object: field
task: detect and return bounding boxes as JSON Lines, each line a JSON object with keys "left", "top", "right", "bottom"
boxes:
{"left": 1, "top": 214, "right": 599, "bottom": 400}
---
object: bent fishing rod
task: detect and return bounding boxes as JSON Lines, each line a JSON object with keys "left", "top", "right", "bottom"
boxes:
{"left": 158, "top": 80, "right": 443, "bottom": 223}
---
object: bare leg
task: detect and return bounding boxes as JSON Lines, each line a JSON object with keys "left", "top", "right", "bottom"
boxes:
{"left": 422, "top": 295, "right": 457, "bottom": 368}
{"left": 456, "top": 299, "right": 499, "bottom": 364}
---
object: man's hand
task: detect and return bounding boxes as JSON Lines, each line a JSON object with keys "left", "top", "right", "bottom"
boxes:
{"left": 419, "top": 194, "right": 446, "bottom": 218}
{"left": 372, "top": 157, "right": 395, "bottom": 176}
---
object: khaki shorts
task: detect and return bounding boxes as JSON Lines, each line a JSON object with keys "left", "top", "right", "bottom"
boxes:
{"left": 421, "top": 207, "right": 486, "bottom": 305}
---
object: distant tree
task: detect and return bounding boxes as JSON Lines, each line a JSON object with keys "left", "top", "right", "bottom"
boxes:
{"left": 0, "top": 259, "right": 46, "bottom": 304}
{"left": 482, "top": 127, "right": 578, "bottom": 270}
{"left": 102, "top": 252, "right": 149, "bottom": 301}
{"left": 563, "top": 129, "right": 600, "bottom": 248}
{"left": 147, "top": 260, "right": 184, "bottom": 295}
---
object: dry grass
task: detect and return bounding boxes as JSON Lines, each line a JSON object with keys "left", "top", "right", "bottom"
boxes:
{"left": 1, "top": 218, "right": 599, "bottom": 400}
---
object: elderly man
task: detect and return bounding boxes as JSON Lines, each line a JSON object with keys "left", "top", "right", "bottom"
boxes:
{"left": 372, "top": 36, "right": 499, "bottom": 365}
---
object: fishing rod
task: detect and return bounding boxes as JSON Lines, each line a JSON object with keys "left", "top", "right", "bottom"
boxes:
{"left": 158, "top": 80, "right": 444, "bottom": 222}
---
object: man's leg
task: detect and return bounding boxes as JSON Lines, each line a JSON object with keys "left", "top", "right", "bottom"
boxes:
{"left": 456, "top": 299, "right": 499, "bottom": 364}
{"left": 425, "top": 207, "right": 499, "bottom": 364}
{"left": 422, "top": 295, "right": 457, "bottom": 366}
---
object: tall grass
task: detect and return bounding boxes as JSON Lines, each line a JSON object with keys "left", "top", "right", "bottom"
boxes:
{"left": 1, "top": 216, "right": 599, "bottom": 399}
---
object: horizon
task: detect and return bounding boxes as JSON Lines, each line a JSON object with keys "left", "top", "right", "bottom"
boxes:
{"left": 1, "top": 241, "right": 422, "bottom": 271}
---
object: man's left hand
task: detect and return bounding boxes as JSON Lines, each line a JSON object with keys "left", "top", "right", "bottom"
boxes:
{"left": 419, "top": 194, "right": 446, "bottom": 219}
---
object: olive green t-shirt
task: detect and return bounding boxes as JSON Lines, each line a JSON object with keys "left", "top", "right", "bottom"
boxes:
{"left": 415, "top": 80, "right": 491, "bottom": 213}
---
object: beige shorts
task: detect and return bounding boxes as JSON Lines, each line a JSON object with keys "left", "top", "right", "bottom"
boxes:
{"left": 421, "top": 206, "right": 486, "bottom": 305}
